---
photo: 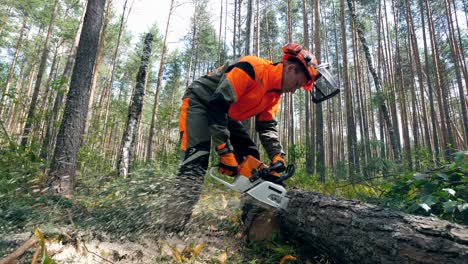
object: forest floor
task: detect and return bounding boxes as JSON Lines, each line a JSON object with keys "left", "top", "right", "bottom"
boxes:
{"left": 0, "top": 168, "right": 325, "bottom": 264}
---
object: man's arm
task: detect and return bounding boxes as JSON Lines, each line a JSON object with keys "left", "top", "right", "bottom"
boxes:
{"left": 255, "top": 97, "right": 284, "bottom": 159}
{"left": 256, "top": 117, "right": 284, "bottom": 159}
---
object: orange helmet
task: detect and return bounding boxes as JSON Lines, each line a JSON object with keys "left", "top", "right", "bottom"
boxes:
{"left": 282, "top": 43, "right": 318, "bottom": 91}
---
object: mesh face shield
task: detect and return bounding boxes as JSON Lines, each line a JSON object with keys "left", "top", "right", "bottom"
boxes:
{"left": 311, "top": 63, "right": 340, "bottom": 104}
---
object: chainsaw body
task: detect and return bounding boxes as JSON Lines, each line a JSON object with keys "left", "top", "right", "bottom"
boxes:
{"left": 209, "top": 155, "right": 295, "bottom": 210}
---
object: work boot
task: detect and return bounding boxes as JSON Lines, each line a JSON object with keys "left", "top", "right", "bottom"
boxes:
{"left": 161, "top": 155, "right": 207, "bottom": 233}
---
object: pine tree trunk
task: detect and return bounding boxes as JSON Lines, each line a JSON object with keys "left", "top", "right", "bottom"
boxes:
{"left": 302, "top": 0, "right": 313, "bottom": 175}
{"left": 237, "top": 0, "right": 243, "bottom": 56}
{"left": 0, "top": 17, "right": 26, "bottom": 117}
{"left": 444, "top": 0, "right": 468, "bottom": 146}
{"left": 21, "top": 0, "right": 60, "bottom": 147}
{"left": 350, "top": 27, "right": 363, "bottom": 176}
{"left": 217, "top": 0, "right": 223, "bottom": 64}
{"left": 48, "top": 0, "right": 106, "bottom": 196}
{"left": 420, "top": 0, "right": 440, "bottom": 161}
{"left": 406, "top": 34, "right": 420, "bottom": 169}
{"left": 346, "top": 0, "right": 401, "bottom": 162}
{"left": 406, "top": 0, "right": 432, "bottom": 157}
{"left": 233, "top": 0, "right": 237, "bottom": 58}
{"left": 254, "top": 0, "right": 260, "bottom": 57}
{"left": 34, "top": 41, "right": 61, "bottom": 150}
{"left": 6, "top": 53, "right": 28, "bottom": 133}
{"left": 147, "top": 0, "right": 175, "bottom": 161}
{"left": 425, "top": 0, "right": 454, "bottom": 159}
{"left": 84, "top": 0, "right": 113, "bottom": 135}
{"left": 392, "top": 0, "right": 411, "bottom": 169}
{"left": 340, "top": 0, "right": 356, "bottom": 180}
{"left": 41, "top": 0, "right": 87, "bottom": 163}
{"left": 314, "top": 0, "right": 325, "bottom": 181}
{"left": 118, "top": 33, "right": 153, "bottom": 178}
{"left": 245, "top": 0, "right": 252, "bottom": 55}
{"left": 279, "top": 190, "right": 468, "bottom": 264}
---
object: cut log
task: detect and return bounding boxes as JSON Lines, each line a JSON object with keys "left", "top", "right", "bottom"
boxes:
{"left": 278, "top": 190, "right": 468, "bottom": 263}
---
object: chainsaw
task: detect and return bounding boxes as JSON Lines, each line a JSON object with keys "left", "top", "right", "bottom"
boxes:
{"left": 209, "top": 155, "right": 295, "bottom": 210}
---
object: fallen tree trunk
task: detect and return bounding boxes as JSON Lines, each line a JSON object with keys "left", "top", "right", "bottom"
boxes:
{"left": 278, "top": 190, "right": 468, "bottom": 264}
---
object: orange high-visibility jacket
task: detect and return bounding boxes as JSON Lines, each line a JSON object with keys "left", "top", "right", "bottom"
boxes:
{"left": 185, "top": 56, "right": 284, "bottom": 158}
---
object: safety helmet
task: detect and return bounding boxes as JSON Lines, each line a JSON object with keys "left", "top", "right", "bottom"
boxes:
{"left": 282, "top": 43, "right": 340, "bottom": 103}
{"left": 282, "top": 43, "right": 318, "bottom": 91}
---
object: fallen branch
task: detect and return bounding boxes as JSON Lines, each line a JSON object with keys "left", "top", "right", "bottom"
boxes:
{"left": 0, "top": 235, "right": 37, "bottom": 264}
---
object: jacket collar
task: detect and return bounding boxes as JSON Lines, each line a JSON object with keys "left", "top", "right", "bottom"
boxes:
{"left": 264, "top": 63, "right": 283, "bottom": 93}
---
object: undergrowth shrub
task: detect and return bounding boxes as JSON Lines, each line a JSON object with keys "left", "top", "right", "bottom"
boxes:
{"left": 0, "top": 144, "right": 44, "bottom": 195}
{"left": 379, "top": 151, "right": 467, "bottom": 224}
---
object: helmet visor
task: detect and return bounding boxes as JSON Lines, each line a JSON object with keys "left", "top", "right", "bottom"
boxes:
{"left": 312, "top": 64, "right": 340, "bottom": 103}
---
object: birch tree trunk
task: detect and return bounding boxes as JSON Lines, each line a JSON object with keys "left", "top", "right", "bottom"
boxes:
{"left": 118, "top": 33, "right": 153, "bottom": 178}
{"left": 48, "top": 0, "right": 106, "bottom": 196}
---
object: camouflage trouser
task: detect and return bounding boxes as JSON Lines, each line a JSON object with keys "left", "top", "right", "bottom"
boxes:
{"left": 163, "top": 94, "right": 260, "bottom": 232}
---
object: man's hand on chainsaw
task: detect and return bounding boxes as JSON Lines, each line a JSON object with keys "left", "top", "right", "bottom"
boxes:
{"left": 270, "top": 153, "right": 286, "bottom": 173}
{"left": 216, "top": 143, "right": 238, "bottom": 176}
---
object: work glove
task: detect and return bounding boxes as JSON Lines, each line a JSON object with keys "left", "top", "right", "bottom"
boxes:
{"left": 216, "top": 143, "right": 238, "bottom": 176}
{"left": 270, "top": 153, "right": 286, "bottom": 173}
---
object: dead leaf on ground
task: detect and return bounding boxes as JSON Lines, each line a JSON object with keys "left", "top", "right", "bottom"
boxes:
{"left": 217, "top": 251, "right": 227, "bottom": 264}
{"left": 221, "top": 194, "right": 228, "bottom": 209}
{"left": 191, "top": 243, "right": 205, "bottom": 258}
{"left": 279, "top": 255, "right": 297, "bottom": 264}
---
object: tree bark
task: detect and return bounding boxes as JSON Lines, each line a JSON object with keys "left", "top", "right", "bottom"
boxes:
{"left": 41, "top": 0, "right": 87, "bottom": 164}
{"left": 444, "top": 0, "right": 468, "bottom": 146}
{"left": 48, "top": 0, "right": 106, "bottom": 196}
{"left": 279, "top": 190, "right": 468, "bottom": 264}
{"left": 314, "top": 0, "right": 325, "bottom": 181}
{"left": 425, "top": 0, "right": 454, "bottom": 159}
{"left": 245, "top": 0, "right": 253, "bottom": 55}
{"left": 0, "top": 17, "right": 27, "bottom": 117}
{"left": 147, "top": 0, "right": 175, "bottom": 161}
{"left": 420, "top": 0, "right": 440, "bottom": 162}
{"left": 405, "top": 0, "right": 432, "bottom": 157}
{"left": 340, "top": 0, "right": 357, "bottom": 180}
{"left": 233, "top": 0, "right": 237, "bottom": 58}
{"left": 346, "top": 0, "right": 401, "bottom": 162}
{"left": 118, "top": 33, "right": 153, "bottom": 178}
{"left": 392, "top": 0, "right": 411, "bottom": 169}
{"left": 302, "top": 0, "right": 313, "bottom": 175}
{"left": 84, "top": 0, "right": 113, "bottom": 135}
